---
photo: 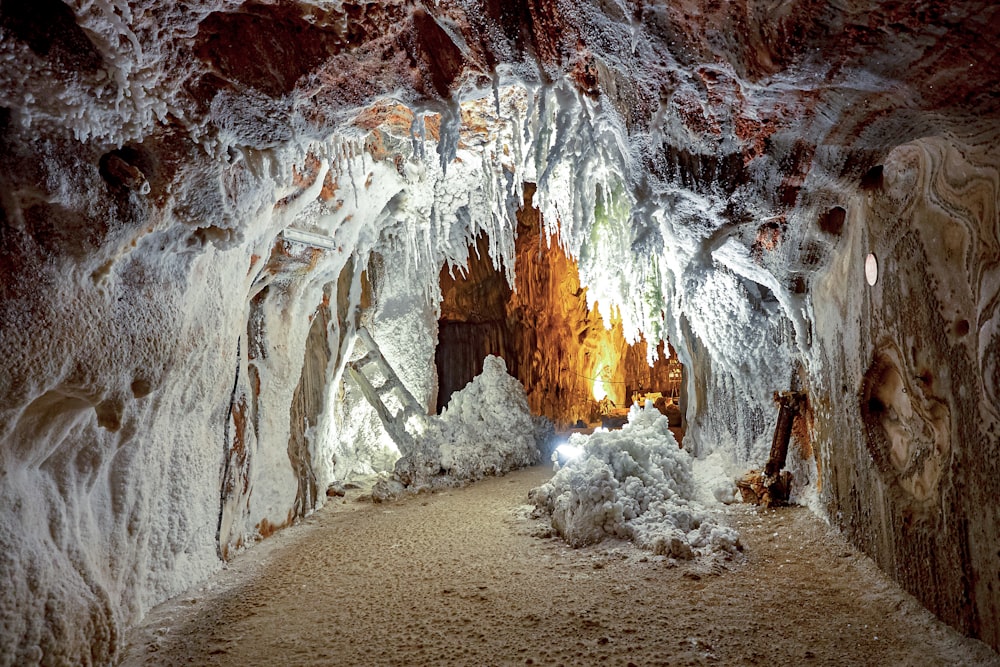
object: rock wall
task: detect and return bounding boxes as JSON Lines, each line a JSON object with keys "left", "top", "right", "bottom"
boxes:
{"left": 0, "top": 107, "right": 365, "bottom": 664}
{"left": 811, "top": 135, "right": 1000, "bottom": 647}
{"left": 437, "top": 193, "right": 681, "bottom": 427}
{"left": 1, "top": 0, "right": 999, "bottom": 662}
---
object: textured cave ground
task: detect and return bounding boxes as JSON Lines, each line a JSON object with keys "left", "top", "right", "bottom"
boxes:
{"left": 119, "top": 467, "right": 999, "bottom": 667}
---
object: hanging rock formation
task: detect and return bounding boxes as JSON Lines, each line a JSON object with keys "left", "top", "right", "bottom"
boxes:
{"left": 0, "top": 0, "right": 998, "bottom": 663}
{"left": 437, "top": 188, "right": 681, "bottom": 426}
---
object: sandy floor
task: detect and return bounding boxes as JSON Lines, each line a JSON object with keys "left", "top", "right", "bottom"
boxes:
{"left": 120, "top": 465, "right": 1000, "bottom": 666}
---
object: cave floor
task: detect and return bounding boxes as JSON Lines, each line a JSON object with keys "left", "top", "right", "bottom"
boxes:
{"left": 120, "top": 466, "right": 999, "bottom": 667}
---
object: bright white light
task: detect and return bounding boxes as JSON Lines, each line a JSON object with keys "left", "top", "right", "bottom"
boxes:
{"left": 555, "top": 442, "right": 584, "bottom": 461}
{"left": 592, "top": 367, "right": 607, "bottom": 401}
{"left": 865, "top": 253, "right": 878, "bottom": 286}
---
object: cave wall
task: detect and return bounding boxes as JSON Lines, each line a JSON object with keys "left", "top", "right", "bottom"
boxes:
{"left": 0, "top": 111, "right": 362, "bottom": 664}
{"left": 811, "top": 135, "right": 1000, "bottom": 647}
{"left": 507, "top": 195, "right": 682, "bottom": 425}
{"left": 508, "top": 197, "right": 630, "bottom": 422}
{"left": 436, "top": 233, "right": 513, "bottom": 412}
{"left": 1, "top": 0, "right": 1000, "bottom": 662}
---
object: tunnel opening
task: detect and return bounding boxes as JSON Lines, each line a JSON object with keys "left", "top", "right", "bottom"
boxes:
{"left": 435, "top": 189, "right": 685, "bottom": 435}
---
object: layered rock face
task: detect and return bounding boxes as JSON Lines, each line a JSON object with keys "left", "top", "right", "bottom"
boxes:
{"left": 812, "top": 136, "right": 1000, "bottom": 643}
{"left": 0, "top": 0, "right": 998, "bottom": 663}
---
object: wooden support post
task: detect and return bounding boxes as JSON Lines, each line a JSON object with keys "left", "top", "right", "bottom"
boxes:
{"left": 762, "top": 391, "right": 804, "bottom": 506}
{"left": 765, "top": 391, "right": 803, "bottom": 477}
{"left": 736, "top": 390, "right": 806, "bottom": 507}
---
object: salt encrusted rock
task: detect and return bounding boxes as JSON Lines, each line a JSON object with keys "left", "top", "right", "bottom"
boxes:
{"left": 530, "top": 403, "right": 740, "bottom": 558}
{"left": 373, "top": 355, "right": 541, "bottom": 499}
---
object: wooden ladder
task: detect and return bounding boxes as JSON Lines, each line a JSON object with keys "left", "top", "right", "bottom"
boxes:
{"left": 346, "top": 327, "right": 426, "bottom": 455}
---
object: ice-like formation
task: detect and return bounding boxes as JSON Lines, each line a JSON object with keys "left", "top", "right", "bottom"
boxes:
{"left": 373, "top": 355, "right": 540, "bottom": 499}
{"left": 435, "top": 355, "right": 540, "bottom": 477}
{"left": 0, "top": 68, "right": 788, "bottom": 665}
{"left": 0, "top": 72, "right": 789, "bottom": 663}
{"left": 4, "top": 0, "right": 997, "bottom": 662}
{"left": 530, "top": 403, "right": 740, "bottom": 559}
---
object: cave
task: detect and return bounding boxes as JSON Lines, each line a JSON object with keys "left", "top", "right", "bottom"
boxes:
{"left": 1, "top": 1, "right": 999, "bottom": 665}
{"left": 435, "top": 191, "right": 684, "bottom": 429}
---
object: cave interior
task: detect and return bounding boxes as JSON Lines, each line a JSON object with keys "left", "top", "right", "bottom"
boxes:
{"left": 1, "top": 0, "right": 999, "bottom": 664}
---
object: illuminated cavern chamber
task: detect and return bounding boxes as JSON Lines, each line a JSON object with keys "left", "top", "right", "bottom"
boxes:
{"left": 1, "top": 1, "right": 999, "bottom": 664}
{"left": 436, "top": 188, "right": 685, "bottom": 429}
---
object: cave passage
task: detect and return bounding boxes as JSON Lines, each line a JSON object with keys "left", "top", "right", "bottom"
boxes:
{"left": 118, "top": 467, "right": 999, "bottom": 667}
{"left": 435, "top": 195, "right": 684, "bottom": 430}
{"left": 3, "top": 2, "right": 1000, "bottom": 663}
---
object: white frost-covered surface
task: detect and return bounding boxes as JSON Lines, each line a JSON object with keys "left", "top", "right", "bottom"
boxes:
{"left": 691, "top": 450, "right": 741, "bottom": 506}
{"left": 0, "top": 75, "right": 788, "bottom": 664}
{"left": 0, "top": 9, "right": 807, "bottom": 663}
{"left": 374, "top": 355, "right": 540, "bottom": 498}
{"left": 434, "top": 355, "right": 540, "bottom": 478}
{"left": 530, "top": 403, "right": 740, "bottom": 559}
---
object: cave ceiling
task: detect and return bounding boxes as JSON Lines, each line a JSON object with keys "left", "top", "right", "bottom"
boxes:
{"left": 3, "top": 3, "right": 1000, "bottom": 663}
{"left": 4, "top": 0, "right": 998, "bottom": 213}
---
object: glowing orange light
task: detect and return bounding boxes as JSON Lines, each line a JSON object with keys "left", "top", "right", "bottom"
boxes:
{"left": 592, "top": 368, "right": 608, "bottom": 401}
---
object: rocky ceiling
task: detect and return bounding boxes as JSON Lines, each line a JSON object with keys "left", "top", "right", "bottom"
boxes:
{"left": 1, "top": 0, "right": 999, "bottom": 664}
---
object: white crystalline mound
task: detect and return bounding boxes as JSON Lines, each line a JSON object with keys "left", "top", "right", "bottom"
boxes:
{"left": 375, "top": 355, "right": 539, "bottom": 500}
{"left": 691, "top": 450, "right": 741, "bottom": 506}
{"left": 435, "top": 355, "right": 540, "bottom": 479}
{"left": 530, "top": 403, "right": 740, "bottom": 558}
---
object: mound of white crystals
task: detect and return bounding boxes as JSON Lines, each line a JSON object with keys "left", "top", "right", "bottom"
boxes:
{"left": 373, "top": 356, "right": 540, "bottom": 500}
{"left": 530, "top": 403, "right": 740, "bottom": 558}
{"left": 435, "top": 355, "right": 540, "bottom": 478}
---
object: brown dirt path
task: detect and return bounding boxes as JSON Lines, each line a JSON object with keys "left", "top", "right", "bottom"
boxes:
{"left": 120, "top": 465, "right": 1000, "bottom": 667}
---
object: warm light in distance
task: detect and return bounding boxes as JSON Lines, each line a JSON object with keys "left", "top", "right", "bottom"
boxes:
{"left": 592, "top": 366, "right": 607, "bottom": 401}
